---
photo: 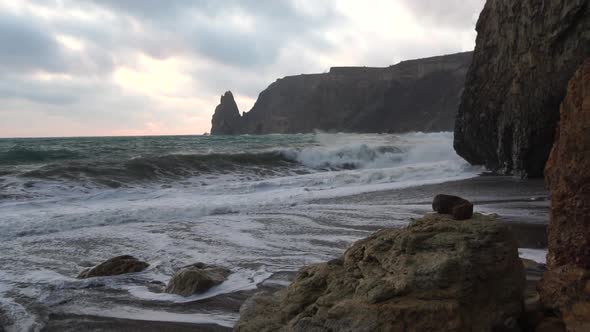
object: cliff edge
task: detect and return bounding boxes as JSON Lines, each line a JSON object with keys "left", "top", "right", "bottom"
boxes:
{"left": 210, "top": 52, "right": 472, "bottom": 135}
{"left": 454, "top": 0, "right": 590, "bottom": 177}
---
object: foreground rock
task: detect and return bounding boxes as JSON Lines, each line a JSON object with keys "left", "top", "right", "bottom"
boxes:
{"left": 165, "top": 263, "right": 231, "bottom": 296}
{"left": 540, "top": 59, "right": 590, "bottom": 331}
{"left": 77, "top": 255, "right": 149, "bottom": 279}
{"left": 432, "top": 194, "right": 473, "bottom": 220}
{"left": 211, "top": 52, "right": 471, "bottom": 135}
{"left": 454, "top": 0, "right": 590, "bottom": 177}
{"left": 236, "top": 213, "right": 524, "bottom": 332}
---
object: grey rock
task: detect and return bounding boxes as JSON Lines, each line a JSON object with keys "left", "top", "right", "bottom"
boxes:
{"left": 77, "top": 255, "right": 149, "bottom": 279}
{"left": 165, "top": 263, "right": 231, "bottom": 296}
{"left": 454, "top": 0, "right": 590, "bottom": 177}
{"left": 235, "top": 213, "right": 525, "bottom": 332}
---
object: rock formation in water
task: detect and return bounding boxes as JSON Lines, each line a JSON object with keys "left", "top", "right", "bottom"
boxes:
{"left": 77, "top": 255, "right": 149, "bottom": 279}
{"left": 210, "top": 52, "right": 472, "bottom": 135}
{"left": 210, "top": 91, "right": 242, "bottom": 135}
{"left": 539, "top": 59, "right": 590, "bottom": 331}
{"left": 165, "top": 263, "right": 231, "bottom": 296}
{"left": 454, "top": 0, "right": 590, "bottom": 177}
{"left": 235, "top": 213, "right": 525, "bottom": 332}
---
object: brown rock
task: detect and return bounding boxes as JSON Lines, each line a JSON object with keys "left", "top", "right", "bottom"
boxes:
{"left": 540, "top": 59, "right": 590, "bottom": 331}
{"left": 535, "top": 317, "right": 566, "bottom": 332}
{"left": 77, "top": 255, "right": 149, "bottom": 279}
{"left": 235, "top": 213, "right": 524, "bottom": 332}
{"left": 165, "top": 263, "right": 231, "bottom": 297}
{"left": 432, "top": 194, "right": 474, "bottom": 220}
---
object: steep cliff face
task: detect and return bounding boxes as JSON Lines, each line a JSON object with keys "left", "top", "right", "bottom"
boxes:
{"left": 539, "top": 59, "right": 590, "bottom": 332}
{"left": 210, "top": 91, "right": 242, "bottom": 135}
{"left": 454, "top": 0, "right": 590, "bottom": 177}
{"left": 210, "top": 52, "right": 472, "bottom": 135}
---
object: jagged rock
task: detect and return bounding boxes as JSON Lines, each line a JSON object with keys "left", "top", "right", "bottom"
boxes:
{"left": 77, "top": 255, "right": 149, "bottom": 279}
{"left": 235, "top": 213, "right": 524, "bottom": 332}
{"left": 211, "top": 52, "right": 472, "bottom": 135}
{"left": 165, "top": 263, "right": 231, "bottom": 296}
{"left": 432, "top": 194, "right": 474, "bottom": 220}
{"left": 540, "top": 59, "right": 590, "bottom": 331}
{"left": 210, "top": 91, "right": 242, "bottom": 135}
{"left": 454, "top": 0, "right": 590, "bottom": 177}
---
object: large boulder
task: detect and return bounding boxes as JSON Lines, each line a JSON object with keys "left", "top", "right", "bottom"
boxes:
{"left": 454, "top": 0, "right": 590, "bottom": 177}
{"left": 235, "top": 213, "right": 525, "bottom": 332}
{"left": 539, "top": 59, "right": 590, "bottom": 331}
{"left": 165, "top": 263, "right": 231, "bottom": 296}
{"left": 77, "top": 255, "right": 149, "bottom": 279}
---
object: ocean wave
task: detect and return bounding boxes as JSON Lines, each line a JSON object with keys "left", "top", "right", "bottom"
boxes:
{"left": 0, "top": 147, "right": 84, "bottom": 165}
{"left": 18, "top": 151, "right": 300, "bottom": 187}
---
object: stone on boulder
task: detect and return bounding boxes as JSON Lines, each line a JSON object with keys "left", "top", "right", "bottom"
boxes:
{"left": 540, "top": 59, "right": 590, "bottom": 332}
{"left": 235, "top": 213, "right": 525, "bottom": 332}
{"left": 165, "top": 263, "right": 231, "bottom": 297}
{"left": 77, "top": 255, "right": 149, "bottom": 279}
{"left": 432, "top": 194, "right": 474, "bottom": 220}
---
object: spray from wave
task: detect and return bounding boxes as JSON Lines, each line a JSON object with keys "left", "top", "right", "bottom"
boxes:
{"left": 0, "top": 132, "right": 478, "bottom": 201}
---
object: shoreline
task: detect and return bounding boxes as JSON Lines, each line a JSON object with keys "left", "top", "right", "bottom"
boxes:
{"left": 3, "top": 175, "right": 550, "bottom": 331}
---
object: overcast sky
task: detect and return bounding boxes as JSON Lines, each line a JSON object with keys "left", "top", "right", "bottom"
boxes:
{"left": 0, "top": 0, "right": 485, "bottom": 137}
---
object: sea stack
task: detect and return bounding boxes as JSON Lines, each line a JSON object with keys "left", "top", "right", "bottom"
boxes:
{"left": 454, "top": 0, "right": 590, "bottom": 177}
{"left": 210, "top": 91, "right": 242, "bottom": 135}
{"left": 539, "top": 59, "right": 590, "bottom": 332}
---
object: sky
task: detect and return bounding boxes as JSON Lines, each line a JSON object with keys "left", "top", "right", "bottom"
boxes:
{"left": 0, "top": 0, "right": 486, "bottom": 138}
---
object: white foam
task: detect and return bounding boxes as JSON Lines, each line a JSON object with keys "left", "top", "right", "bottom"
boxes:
{"left": 124, "top": 267, "right": 271, "bottom": 303}
{"left": 57, "top": 305, "right": 238, "bottom": 327}
{"left": 519, "top": 248, "right": 547, "bottom": 264}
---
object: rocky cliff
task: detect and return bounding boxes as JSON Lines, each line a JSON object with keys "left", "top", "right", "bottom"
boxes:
{"left": 539, "top": 59, "right": 590, "bottom": 332}
{"left": 454, "top": 0, "right": 590, "bottom": 177}
{"left": 210, "top": 52, "right": 472, "bottom": 135}
{"left": 236, "top": 213, "right": 524, "bottom": 332}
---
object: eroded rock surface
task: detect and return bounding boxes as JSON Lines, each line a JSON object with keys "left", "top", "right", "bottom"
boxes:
{"left": 454, "top": 0, "right": 590, "bottom": 177}
{"left": 540, "top": 59, "right": 590, "bottom": 331}
{"left": 235, "top": 213, "right": 524, "bottom": 332}
{"left": 211, "top": 52, "right": 472, "bottom": 135}
{"left": 165, "top": 263, "right": 231, "bottom": 296}
{"left": 77, "top": 255, "right": 149, "bottom": 279}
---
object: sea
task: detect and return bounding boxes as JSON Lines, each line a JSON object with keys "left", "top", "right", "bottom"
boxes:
{"left": 0, "top": 132, "right": 548, "bottom": 330}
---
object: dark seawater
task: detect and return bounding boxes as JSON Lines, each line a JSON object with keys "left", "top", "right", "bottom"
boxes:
{"left": 3, "top": 132, "right": 543, "bottom": 330}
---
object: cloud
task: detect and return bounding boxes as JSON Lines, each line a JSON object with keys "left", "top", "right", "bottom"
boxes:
{"left": 0, "top": 0, "right": 484, "bottom": 137}
{"left": 0, "top": 12, "right": 66, "bottom": 73}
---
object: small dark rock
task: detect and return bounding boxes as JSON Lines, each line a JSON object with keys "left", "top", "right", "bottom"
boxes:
{"left": 432, "top": 194, "right": 474, "bottom": 220}
{"left": 77, "top": 255, "right": 149, "bottom": 279}
{"left": 165, "top": 263, "right": 231, "bottom": 297}
{"left": 452, "top": 201, "right": 474, "bottom": 220}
